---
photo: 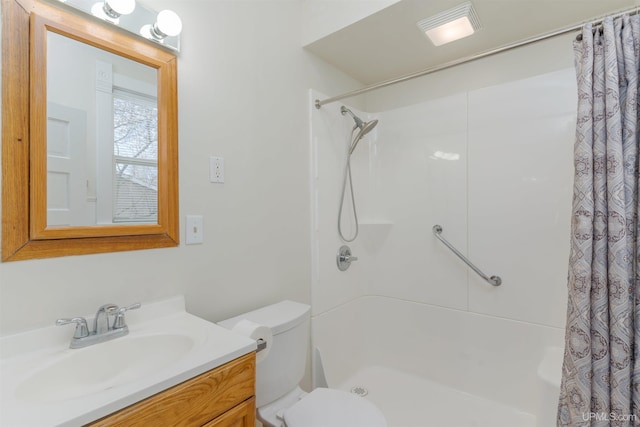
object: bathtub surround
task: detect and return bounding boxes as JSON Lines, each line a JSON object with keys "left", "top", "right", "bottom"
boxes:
{"left": 311, "top": 65, "right": 575, "bottom": 322}
{"left": 311, "top": 61, "right": 575, "bottom": 426}
{"left": 313, "top": 297, "right": 565, "bottom": 426}
{"left": 558, "top": 15, "right": 640, "bottom": 426}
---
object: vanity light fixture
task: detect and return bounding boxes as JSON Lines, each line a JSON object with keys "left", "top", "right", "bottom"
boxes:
{"left": 48, "top": 0, "right": 182, "bottom": 51}
{"left": 141, "top": 10, "right": 183, "bottom": 41}
{"left": 417, "top": 1, "right": 481, "bottom": 46}
{"left": 91, "top": 0, "right": 135, "bottom": 23}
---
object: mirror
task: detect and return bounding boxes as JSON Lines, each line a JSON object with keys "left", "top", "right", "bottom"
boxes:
{"left": 1, "top": 0, "right": 179, "bottom": 261}
{"left": 46, "top": 31, "right": 159, "bottom": 227}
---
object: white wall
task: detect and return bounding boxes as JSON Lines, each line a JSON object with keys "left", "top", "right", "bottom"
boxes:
{"left": 0, "top": 0, "right": 363, "bottom": 336}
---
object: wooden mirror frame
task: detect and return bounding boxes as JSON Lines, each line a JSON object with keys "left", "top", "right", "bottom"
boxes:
{"left": 1, "top": 0, "right": 179, "bottom": 261}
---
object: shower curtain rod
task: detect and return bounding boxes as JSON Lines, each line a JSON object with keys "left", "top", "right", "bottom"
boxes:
{"left": 314, "top": 6, "right": 640, "bottom": 109}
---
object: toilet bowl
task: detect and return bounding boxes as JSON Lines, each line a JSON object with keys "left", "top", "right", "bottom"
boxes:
{"left": 218, "top": 300, "right": 387, "bottom": 427}
{"left": 257, "top": 386, "right": 386, "bottom": 427}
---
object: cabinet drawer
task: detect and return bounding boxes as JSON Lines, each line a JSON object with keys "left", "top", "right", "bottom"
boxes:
{"left": 202, "top": 397, "right": 255, "bottom": 427}
{"left": 86, "top": 352, "right": 256, "bottom": 427}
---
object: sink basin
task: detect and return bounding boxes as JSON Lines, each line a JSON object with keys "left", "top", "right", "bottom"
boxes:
{"left": 16, "top": 334, "right": 194, "bottom": 403}
{"left": 1, "top": 296, "right": 256, "bottom": 427}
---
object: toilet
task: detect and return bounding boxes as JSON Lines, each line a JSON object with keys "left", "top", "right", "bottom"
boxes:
{"left": 218, "top": 300, "right": 387, "bottom": 427}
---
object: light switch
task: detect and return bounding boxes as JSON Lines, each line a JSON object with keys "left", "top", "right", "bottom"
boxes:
{"left": 185, "top": 215, "right": 203, "bottom": 244}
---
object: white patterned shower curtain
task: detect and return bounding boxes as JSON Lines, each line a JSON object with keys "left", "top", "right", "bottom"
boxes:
{"left": 558, "top": 14, "right": 640, "bottom": 427}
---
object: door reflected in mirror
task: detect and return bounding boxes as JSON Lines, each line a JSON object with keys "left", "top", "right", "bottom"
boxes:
{"left": 46, "top": 31, "right": 158, "bottom": 227}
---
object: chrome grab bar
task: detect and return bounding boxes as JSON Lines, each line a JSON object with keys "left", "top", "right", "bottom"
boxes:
{"left": 432, "top": 225, "right": 502, "bottom": 287}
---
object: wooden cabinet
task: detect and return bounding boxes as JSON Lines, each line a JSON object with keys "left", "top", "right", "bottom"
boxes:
{"left": 86, "top": 352, "right": 256, "bottom": 427}
{"left": 201, "top": 397, "right": 255, "bottom": 427}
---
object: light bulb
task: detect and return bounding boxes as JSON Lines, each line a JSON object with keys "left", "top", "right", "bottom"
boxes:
{"left": 155, "top": 10, "right": 182, "bottom": 37}
{"left": 105, "top": 0, "right": 135, "bottom": 16}
{"left": 91, "top": 2, "right": 119, "bottom": 24}
{"left": 140, "top": 24, "right": 153, "bottom": 39}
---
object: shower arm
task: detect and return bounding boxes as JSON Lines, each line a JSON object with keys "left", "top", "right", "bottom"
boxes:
{"left": 432, "top": 225, "right": 502, "bottom": 287}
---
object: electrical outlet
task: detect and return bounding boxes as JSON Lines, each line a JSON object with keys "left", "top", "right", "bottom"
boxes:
{"left": 210, "top": 156, "right": 224, "bottom": 183}
{"left": 185, "top": 215, "right": 203, "bottom": 244}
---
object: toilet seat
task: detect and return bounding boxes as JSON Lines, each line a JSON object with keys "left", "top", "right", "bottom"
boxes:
{"left": 283, "top": 388, "right": 387, "bottom": 427}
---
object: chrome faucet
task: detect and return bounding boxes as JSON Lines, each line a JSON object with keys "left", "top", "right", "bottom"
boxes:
{"left": 94, "top": 303, "right": 119, "bottom": 335}
{"left": 56, "top": 302, "right": 141, "bottom": 349}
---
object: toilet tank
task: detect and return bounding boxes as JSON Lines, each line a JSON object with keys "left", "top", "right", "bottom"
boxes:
{"left": 218, "top": 300, "right": 311, "bottom": 407}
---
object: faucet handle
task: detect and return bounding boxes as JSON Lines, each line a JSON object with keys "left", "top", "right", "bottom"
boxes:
{"left": 56, "top": 317, "right": 89, "bottom": 338}
{"left": 113, "top": 303, "right": 141, "bottom": 329}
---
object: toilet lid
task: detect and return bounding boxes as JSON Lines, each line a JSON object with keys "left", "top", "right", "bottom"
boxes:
{"left": 283, "top": 388, "right": 387, "bottom": 427}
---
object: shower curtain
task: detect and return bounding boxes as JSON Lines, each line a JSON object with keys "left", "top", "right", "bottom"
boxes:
{"left": 558, "top": 15, "right": 640, "bottom": 427}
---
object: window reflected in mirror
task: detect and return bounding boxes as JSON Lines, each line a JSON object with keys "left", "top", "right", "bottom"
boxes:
{"left": 113, "top": 92, "right": 158, "bottom": 223}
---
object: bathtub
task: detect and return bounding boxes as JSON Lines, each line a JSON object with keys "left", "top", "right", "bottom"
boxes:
{"left": 312, "top": 296, "right": 565, "bottom": 427}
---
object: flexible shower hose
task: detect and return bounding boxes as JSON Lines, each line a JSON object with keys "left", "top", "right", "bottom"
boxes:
{"left": 338, "top": 129, "right": 359, "bottom": 242}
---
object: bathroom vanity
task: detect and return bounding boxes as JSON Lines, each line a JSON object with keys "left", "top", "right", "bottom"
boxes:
{"left": 87, "top": 353, "right": 255, "bottom": 427}
{"left": 0, "top": 296, "right": 257, "bottom": 427}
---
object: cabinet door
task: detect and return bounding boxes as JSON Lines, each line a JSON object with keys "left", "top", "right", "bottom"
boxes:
{"left": 86, "top": 353, "right": 255, "bottom": 427}
{"left": 203, "top": 397, "right": 256, "bottom": 427}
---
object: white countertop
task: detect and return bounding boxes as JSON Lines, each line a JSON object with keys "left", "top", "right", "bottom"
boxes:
{"left": 0, "top": 296, "right": 255, "bottom": 427}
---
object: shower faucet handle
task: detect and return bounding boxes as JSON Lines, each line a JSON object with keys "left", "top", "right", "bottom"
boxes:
{"left": 337, "top": 245, "right": 358, "bottom": 271}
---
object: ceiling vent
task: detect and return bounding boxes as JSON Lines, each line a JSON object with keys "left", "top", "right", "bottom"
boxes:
{"left": 417, "top": 2, "right": 482, "bottom": 46}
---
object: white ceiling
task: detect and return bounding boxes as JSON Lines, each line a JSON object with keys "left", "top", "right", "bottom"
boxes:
{"left": 304, "top": 0, "right": 639, "bottom": 85}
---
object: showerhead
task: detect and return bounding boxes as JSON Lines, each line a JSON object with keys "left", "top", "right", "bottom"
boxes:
{"left": 340, "top": 106, "right": 378, "bottom": 155}
{"left": 356, "top": 118, "right": 378, "bottom": 139}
